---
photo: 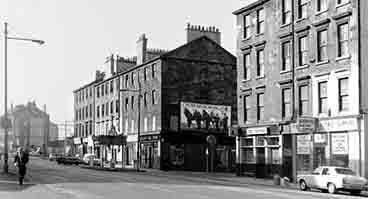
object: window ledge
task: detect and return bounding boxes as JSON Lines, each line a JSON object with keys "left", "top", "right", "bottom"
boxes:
{"left": 315, "top": 60, "right": 329, "bottom": 66}
{"left": 242, "top": 37, "right": 252, "bottom": 42}
{"left": 336, "top": 55, "right": 351, "bottom": 62}
{"left": 242, "top": 79, "right": 252, "bottom": 83}
{"left": 296, "top": 65, "right": 309, "bottom": 70}
{"left": 280, "top": 23, "right": 291, "bottom": 28}
{"left": 295, "top": 17, "right": 308, "bottom": 23}
{"left": 280, "top": 70, "right": 292, "bottom": 74}
{"left": 336, "top": 2, "right": 351, "bottom": 9}
{"left": 256, "top": 76, "right": 265, "bottom": 80}
{"left": 255, "top": 33, "right": 264, "bottom": 37}
{"left": 315, "top": 9, "right": 328, "bottom": 16}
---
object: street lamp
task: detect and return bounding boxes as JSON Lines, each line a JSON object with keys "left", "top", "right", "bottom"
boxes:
{"left": 3, "top": 22, "right": 45, "bottom": 173}
{"left": 120, "top": 81, "right": 142, "bottom": 172}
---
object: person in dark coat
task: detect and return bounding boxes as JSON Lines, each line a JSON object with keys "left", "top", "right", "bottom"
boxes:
{"left": 14, "top": 148, "right": 29, "bottom": 185}
{"left": 193, "top": 110, "right": 202, "bottom": 129}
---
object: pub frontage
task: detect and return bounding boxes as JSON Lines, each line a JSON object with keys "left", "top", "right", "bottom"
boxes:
{"left": 236, "top": 116, "right": 364, "bottom": 181}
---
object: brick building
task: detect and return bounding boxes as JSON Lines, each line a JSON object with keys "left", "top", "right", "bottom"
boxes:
{"left": 234, "top": 0, "right": 368, "bottom": 180}
{"left": 73, "top": 24, "right": 237, "bottom": 171}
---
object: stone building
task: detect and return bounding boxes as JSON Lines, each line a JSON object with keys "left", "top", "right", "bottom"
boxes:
{"left": 73, "top": 24, "right": 237, "bottom": 171}
{"left": 234, "top": 0, "right": 368, "bottom": 180}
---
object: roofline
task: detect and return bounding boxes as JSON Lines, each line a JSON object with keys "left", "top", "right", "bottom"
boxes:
{"left": 232, "top": 0, "right": 269, "bottom": 15}
{"left": 73, "top": 80, "right": 96, "bottom": 93}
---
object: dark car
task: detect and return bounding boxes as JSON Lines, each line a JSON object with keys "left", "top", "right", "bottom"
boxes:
{"left": 56, "top": 156, "right": 83, "bottom": 165}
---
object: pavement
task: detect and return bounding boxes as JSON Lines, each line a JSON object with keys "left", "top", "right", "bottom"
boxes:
{"left": 0, "top": 156, "right": 367, "bottom": 199}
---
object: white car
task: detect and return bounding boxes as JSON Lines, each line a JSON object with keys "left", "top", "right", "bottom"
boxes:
{"left": 297, "top": 166, "right": 367, "bottom": 195}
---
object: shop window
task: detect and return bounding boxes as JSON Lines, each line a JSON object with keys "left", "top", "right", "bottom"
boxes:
{"left": 242, "top": 137, "right": 254, "bottom": 147}
{"left": 242, "top": 148, "right": 255, "bottom": 163}
{"left": 256, "top": 136, "right": 265, "bottom": 146}
{"left": 270, "top": 148, "right": 281, "bottom": 164}
{"left": 268, "top": 137, "right": 280, "bottom": 145}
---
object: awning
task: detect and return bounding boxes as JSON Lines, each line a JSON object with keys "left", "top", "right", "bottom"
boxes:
{"left": 92, "top": 134, "right": 127, "bottom": 146}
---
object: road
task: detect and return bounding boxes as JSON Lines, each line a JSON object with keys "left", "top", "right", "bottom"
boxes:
{"left": 0, "top": 157, "right": 366, "bottom": 199}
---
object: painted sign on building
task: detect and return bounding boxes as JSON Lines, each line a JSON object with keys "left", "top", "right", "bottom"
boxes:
{"left": 297, "top": 117, "right": 316, "bottom": 133}
{"left": 180, "top": 102, "right": 231, "bottom": 133}
{"left": 297, "top": 135, "right": 311, "bottom": 154}
{"left": 318, "top": 118, "right": 358, "bottom": 132}
{"left": 331, "top": 133, "right": 348, "bottom": 155}
{"left": 246, "top": 127, "right": 267, "bottom": 136}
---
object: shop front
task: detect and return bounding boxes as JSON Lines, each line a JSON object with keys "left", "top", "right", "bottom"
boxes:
{"left": 73, "top": 137, "right": 83, "bottom": 157}
{"left": 140, "top": 134, "right": 160, "bottom": 169}
{"left": 237, "top": 125, "right": 282, "bottom": 178}
{"left": 294, "top": 116, "right": 362, "bottom": 177}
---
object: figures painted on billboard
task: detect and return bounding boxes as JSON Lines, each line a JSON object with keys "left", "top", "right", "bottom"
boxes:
{"left": 181, "top": 103, "right": 230, "bottom": 133}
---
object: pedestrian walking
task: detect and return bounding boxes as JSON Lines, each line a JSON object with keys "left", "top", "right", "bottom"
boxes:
{"left": 14, "top": 147, "right": 29, "bottom": 185}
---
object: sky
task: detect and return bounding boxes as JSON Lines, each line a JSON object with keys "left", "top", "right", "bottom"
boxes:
{"left": 0, "top": 0, "right": 256, "bottom": 126}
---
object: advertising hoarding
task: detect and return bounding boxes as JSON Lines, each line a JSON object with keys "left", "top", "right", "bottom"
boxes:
{"left": 180, "top": 102, "right": 231, "bottom": 133}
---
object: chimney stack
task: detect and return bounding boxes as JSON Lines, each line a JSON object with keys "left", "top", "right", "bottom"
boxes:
{"left": 186, "top": 23, "right": 221, "bottom": 45}
{"left": 136, "top": 34, "right": 147, "bottom": 65}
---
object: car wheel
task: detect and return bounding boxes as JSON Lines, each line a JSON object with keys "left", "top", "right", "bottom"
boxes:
{"left": 350, "top": 190, "right": 361, "bottom": 196}
{"left": 299, "top": 180, "right": 308, "bottom": 191}
{"left": 327, "top": 183, "right": 336, "bottom": 194}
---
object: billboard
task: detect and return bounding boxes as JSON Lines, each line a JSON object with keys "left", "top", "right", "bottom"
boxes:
{"left": 180, "top": 102, "right": 231, "bottom": 133}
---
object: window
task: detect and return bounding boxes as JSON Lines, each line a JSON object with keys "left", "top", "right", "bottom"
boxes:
{"left": 152, "top": 90, "right": 156, "bottom": 105}
{"left": 97, "top": 86, "right": 100, "bottom": 98}
{"left": 152, "top": 64, "right": 156, "bottom": 78}
{"left": 97, "top": 106, "right": 100, "bottom": 118}
{"left": 282, "top": 41, "right": 291, "bottom": 71}
{"left": 101, "top": 84, "right": 104, "bottom": 97}
{"left": 116, "top": 100, "right": 120, "bottom": 114}
{"left": 102, "top": 104, "right": 105, "bottom": 117}
{"left": 317, "top": 0, "right": 327, "bottom": 12}
{"left": 257, "top": 93, "right": 264, "bottom": 121}
{"left": 337, "top": 23, "right": 349, "bottom": 57}
{"left": 89, "top": 104, "right": 92, "bottom": 117}
{"left": 322, "top": 168, "right": 329, "bottom": 175}
{"left": 110, "top": 80, "right": 114, "bottom": 93}
{"left": 298, "top": 36, "right": 308, "bottom": 66}
{"left": 244, "top": 14, "right": 251, "bottom": 38}
{"left": 106, "top": 103, "right": 109, "bottom": 116}
{"left": 243, "top": 95, "right": 250, "bottom": 122}
{"left": 105, "top": 82, "right": 108, "bottom": 95}
{"left": 243, "top": 53, "right": 250, "bottom": 79}
{"left": 299, "top": 85, "right": 309, "bottom": 115}
{"left": 143, "top": 67, "right": 147, "bottom": 81}
{"left": 81, "top": 108, "right": 84, "bottom": 120}
{"left": 125, "top": 98, "right": 129, "bottom": 110}
{"left": 337, "top": 0, "right": 349, "bottom": 5}
{"left": 144, "top": 92, "right": 147, "bottom": 107}
{"left": 338, "top": 77, "right": 349, "bottom": 111}
{"left": 318, "top": 81, "right": 328, "bottom": 114}
{"left": 257, "top": 9, "right": 265, "bottom": 34}
{"left": 299, "top": 0, "right": 308, "bottom": 19}
{"left": 317, "top": 29, "right": 328, "bottom": 62}
{"left": 125, "top": 75, "right": 128, "bottom": 87}
{"left": 116, "top": 78, "right": 120, "bottom": 91}
{"left": 131, "top": 72, "right": 135, "bottom": 86}
{"left": 110, "top": 101, "right": 114, "bottom": 114}
{"left": 131, "top": 96, "right": 134, "bottom": 109}
{"left": 282, "top": 0, "right": 291, "bottom": 24}
{"left": 75, "top": 110, "right": 78, "bottom": 121}
{"left": 282, "top": 88, "right": 291, "bottom": 118}
{"left": 256, "top": 49, "right": 265, "bottom": 77}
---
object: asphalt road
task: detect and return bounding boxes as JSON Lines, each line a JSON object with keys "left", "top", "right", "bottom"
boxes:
{"left": 0, "top": 157, "right": 366, "bottom": 199}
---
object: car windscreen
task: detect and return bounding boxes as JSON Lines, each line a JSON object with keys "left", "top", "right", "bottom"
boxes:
{"left": 335, "top": 168, "right": 356, "bottom": 175}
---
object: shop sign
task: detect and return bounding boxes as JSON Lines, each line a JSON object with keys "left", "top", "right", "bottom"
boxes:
{"left": 297, "top": 135, "right": 311, "bottom": 154}
{"left": 246, "top": 127, "right": 267, "bottom": 136}
{"left": 82, "top": 137, "right": 88, "bottom": 143}
{"left": 332, "top": 133, "right": 348, "bottom": 155}
{"left": 297, "top": 117, "right": 316, "bottom": 133}
{"left": 318, "top": 118, "right": 358, "bottom": 132}
{"left": 140, "top": 135, "right": 160, "bottom": 142}
{"left": 73, "top": 138, "right": 81, "bottom": 145}
{"left": 314, "top": 134, "right": 327, "bottom": 143}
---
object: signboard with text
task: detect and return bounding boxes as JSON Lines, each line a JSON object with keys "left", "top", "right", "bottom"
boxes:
{"left": 297, "top": 135, "right": 311, "bottom": 154}
{"left": 318, "top": 118, "right": 357, "bottom": 132}
{"left": 332, "top": 133, "right": 348, "bottom": 155}
{"left": 246, "top": 127, "right": 268, "bottom": 136}
{"left": 297, "top": 117, "right": 316, "bottom": 133}
{"left": 180, "top": 102, "right": 231, "bottom": 134}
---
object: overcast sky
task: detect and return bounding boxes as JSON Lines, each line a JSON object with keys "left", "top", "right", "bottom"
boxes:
{"left": 0, "top": 0, "right": 256, "bottom": 125}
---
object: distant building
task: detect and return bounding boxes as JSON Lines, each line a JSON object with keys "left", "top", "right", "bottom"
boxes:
{"left": 73, "top": 24, "right": 237, "bottom": 172}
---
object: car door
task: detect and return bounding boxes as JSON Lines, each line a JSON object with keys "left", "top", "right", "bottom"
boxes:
{"left": 309, "top": 167, "right": 322, "bottom": 188}
{"left": 318, "top": 167, "right": 330, "bottom": 189}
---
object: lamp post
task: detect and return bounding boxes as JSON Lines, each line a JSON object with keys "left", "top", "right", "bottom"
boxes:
{"left": 3, "top": 22, "right": 45, "bottom": 173}
{"left": 120, "top": 81, "right": 142, "bottom": 171}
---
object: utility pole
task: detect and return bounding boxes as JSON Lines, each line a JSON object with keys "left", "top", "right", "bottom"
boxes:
{"left": 3, "top": 22, "right": 9, "bottom": 173}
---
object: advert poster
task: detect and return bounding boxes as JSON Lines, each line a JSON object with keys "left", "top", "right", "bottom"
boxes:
{"left": 180, "top": 102, "right": 231, "bottom": 134}
{"left": 297, "top": 135, "right": 311, "bottom": 155}
{"left": 332, "top": 133, "right": 348, "bottom": 155}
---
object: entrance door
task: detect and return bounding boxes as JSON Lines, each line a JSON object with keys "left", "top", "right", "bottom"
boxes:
{"left": 313, "top": 146, "right": 326, "bottom": 169}
{"left": 148, "top": 146, "right": 153, "bottom": 168}
{"left": 126, "top": 148, "right": 130, "bottom": 165}
{"left": 256, "top": 148, "right": 266, "bottom": 178}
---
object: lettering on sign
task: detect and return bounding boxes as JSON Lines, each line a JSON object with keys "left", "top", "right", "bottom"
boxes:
{"left": 297, "top": 135, "right": 311, "bottom": 154}
{"left": 246, "top": 127, "right": 267, "bottom": 136}
{"left": 314, "top": 134, "right": 327, "bottom": 143}
{"left": 318, "top": 118, "right": 357, "bottom": 132}
{"left": 297, "top": 117, "right": 316, "bottom": 133}
{"left": 332, "top": 133, "right": 348, "bottom": 155}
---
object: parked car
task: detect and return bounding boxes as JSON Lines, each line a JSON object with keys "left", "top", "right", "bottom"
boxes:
{"left": 81, "top": 154, "right": 101, "bottom": 166}
{"left": 56, "top": 156, "right": 83, "bottom": 165}
{"left": 297, "top": 166, "right": 368, "bottom": 195}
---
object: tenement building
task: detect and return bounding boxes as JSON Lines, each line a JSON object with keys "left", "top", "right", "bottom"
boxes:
{"left": 233, "top": 0, "right": 368, "bottom": 180}
{"left": 73, "top": 24, "right": 237, "bottom": 172}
